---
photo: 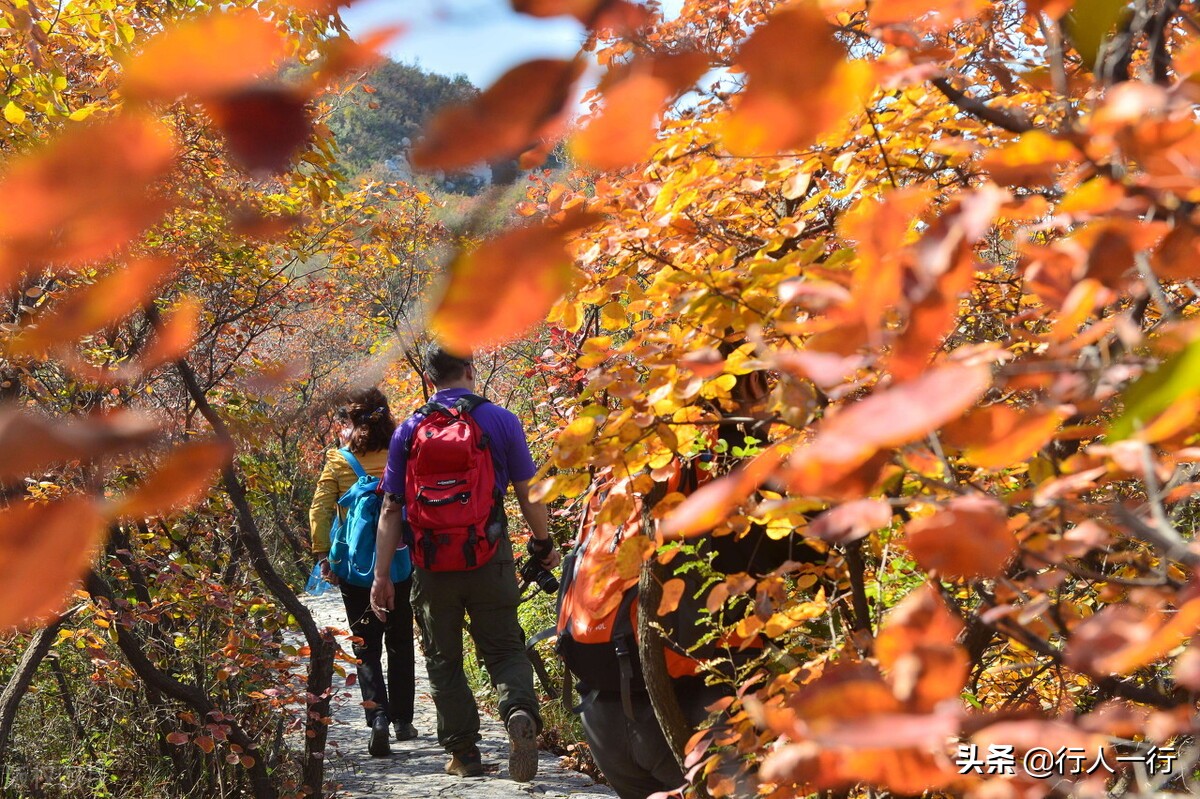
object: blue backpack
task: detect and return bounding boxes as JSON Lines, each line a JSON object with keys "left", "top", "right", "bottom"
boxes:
{"left": 327, "top": 449, "right": 412, "bottom": 587}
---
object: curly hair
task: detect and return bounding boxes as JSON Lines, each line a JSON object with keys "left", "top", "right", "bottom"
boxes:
{"left": 336, "top": 386, "right": 396, "bottom": 454}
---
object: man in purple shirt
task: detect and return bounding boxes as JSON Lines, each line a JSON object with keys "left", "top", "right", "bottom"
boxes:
{"left": 370, "top": 345, "right": 559, "bottom": 782}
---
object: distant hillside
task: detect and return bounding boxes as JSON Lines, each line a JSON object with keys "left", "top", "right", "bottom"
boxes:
{"left": 328, "top": 61, "right": 477, "bottom": 177}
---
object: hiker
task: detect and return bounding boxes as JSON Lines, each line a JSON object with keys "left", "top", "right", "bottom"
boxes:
{"left": 309, "top": 387, "right": 417, "bottom": 758}
{"left": 370, "top": 345, "right": 560, "bottom": 781}
{"left": 558, "top": 367, "right": 818, "bottom": 799}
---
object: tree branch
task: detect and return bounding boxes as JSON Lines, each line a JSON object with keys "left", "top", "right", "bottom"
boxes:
{"left": 931, "top": 78, "right": 1033, "bottom": 134}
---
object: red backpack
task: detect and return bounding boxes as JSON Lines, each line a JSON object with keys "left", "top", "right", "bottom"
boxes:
{"left": 405, "top": 394, "right": 505, "bottom": 571}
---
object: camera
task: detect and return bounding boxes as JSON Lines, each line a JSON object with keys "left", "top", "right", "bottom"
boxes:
{"left": 518, "top": 556, "right": 559, "bottom": 595}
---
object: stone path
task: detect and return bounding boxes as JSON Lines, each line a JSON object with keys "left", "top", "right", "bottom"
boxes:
{"left": 303, "top": 588, "right": 615, "bottom": 799}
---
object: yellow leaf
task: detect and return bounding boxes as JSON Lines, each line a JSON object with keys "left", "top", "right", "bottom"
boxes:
{"left": 614, "top": 536, "right": 653, "bottom": 580}
{"left": 4, "top": 102, "right": 26, "bottom": 125}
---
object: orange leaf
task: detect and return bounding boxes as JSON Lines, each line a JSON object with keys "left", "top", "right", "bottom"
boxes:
{"left": 723, "top": 3, "right": 875, "bottom": 155}
{"left": 0, "top": 496, "right": 105, "bottom": 629}
{"left": 166, "top": 732, "right": 190, "bottom": 745}
{"left": 13, "top": 258, "right": 179, "bottom": 356}
{"left": 140, "top": 297, "right": 203, "bottom": 372}
{"left": 942, "top": 404, "right": 1066, "bottom": 470}
{"left": 0, "top": 410, "right": 162, "bottom": 482}
{"left": 658, "top": 578, "right": 685, "bottom": 616}
{"left": 429, "top": 210, "right": 601, "bottom": 353}
{"left": 1068, "top": 598, "right": 1200, "bottom": 676}
{"left": 874, "top": 584, "right": 968, "bottom": 710}
{"left": 123, "top": 10, "right": 291, "bottom": 101}
{"left": 115, "top": 440, "right": 234, "bottom": 518}
{"left": 660, "top": 446, "right": 785, "bottom": 539}
{"left": 571, "top": 52, "right": 708, "bottom": 170}
{"left": 193, "top": 735, "right": 216, "bottom": 754}
{"left": 806, "top": 498, "right": 893, "bottom": 545}
{"left": 979, "top": 130, "right": 1081, "bottom": 187}
{"left": 411, "top": 59, "right": 583, "bottom": 171}
{"left": 511, "top": 0, "right": 609, "bottom": 22}
{"left": 904, "top": 495, "right": 1014, "bottom": 579}
{"left": 614, "top": 536, "right": 653, "bottom": 580}
{"left": 0, "top": 115, "right": 176, "bottom": 280}
{"left": 786, "top": 363, "right": 994, "bottom": 493}
{"left": 572, "top": 73, "right": 667, "bottom": 170}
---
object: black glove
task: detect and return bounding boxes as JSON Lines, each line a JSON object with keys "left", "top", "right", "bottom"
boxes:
{"left": 527, "top": 536, "right": 554, "bottom": 564}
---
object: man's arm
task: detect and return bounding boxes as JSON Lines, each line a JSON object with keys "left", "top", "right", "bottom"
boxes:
{"left": 370, "top": 494, "right": 406, "bottom": 619}
{"left": 513, "top": 479, "right": 559, "bottom": 568}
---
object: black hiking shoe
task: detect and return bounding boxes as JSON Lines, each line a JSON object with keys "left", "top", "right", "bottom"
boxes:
{"left": 445, "top": 745, "right": 483, "bottom": 777}
{"left": 368, "top": 715, "right": 391, "bottom": 757}
{"left": 506, "top": 709, "right": 538, "bottom": 782}
{"left": 394, "top": 721, "right": 418, "bottom": 741}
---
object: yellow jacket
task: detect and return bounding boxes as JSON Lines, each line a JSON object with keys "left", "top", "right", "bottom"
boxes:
{"left": 308, "top": 448, "right": 389, "bottom": 554}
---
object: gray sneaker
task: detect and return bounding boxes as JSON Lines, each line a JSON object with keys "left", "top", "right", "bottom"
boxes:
{"left": 506, "top": 709, "right": 538, "bottom": 782}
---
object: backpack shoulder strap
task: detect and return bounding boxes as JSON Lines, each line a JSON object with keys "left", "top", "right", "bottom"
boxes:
{"left": 416, "top": 401, "right": 451, "bottom": 417}
{"left": 339, "top": 448, "right": 368, "bottom": 480}
{"left": 454, "top": 393, "right": 489, "bottom": 415}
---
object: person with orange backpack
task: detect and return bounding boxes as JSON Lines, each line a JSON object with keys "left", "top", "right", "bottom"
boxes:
{"left": 554, "top": 368, "right": 821, "bottom": 798}
{"left": 369, "top": 345, "right": 560, "bottom": 782}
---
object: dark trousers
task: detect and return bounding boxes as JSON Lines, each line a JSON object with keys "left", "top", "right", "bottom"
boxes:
{"left": 339, "top": 579, "right": 415, "bottom": 725}
{"left": 410, "top": 538, "right": 540, "bottom": 752}
{"left": 580, "top": 692, "right": 684, "bottom": 799}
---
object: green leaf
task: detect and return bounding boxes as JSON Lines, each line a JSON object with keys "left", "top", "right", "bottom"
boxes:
{"left": 1108, "top": 339, "right": 1200, "bottom": 440}
{"left": 1063, "top": 0, "right": 1131, "bottom": 72}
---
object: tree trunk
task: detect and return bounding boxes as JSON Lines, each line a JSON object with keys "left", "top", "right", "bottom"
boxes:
{"left": 637, "top": 558, "right": 690, "bottom": 770}
{"left": 0, "top": 614, "right": 69, "bottom": 768}
{"left": 176, "top": 357, "right": 336, "bottom": 797}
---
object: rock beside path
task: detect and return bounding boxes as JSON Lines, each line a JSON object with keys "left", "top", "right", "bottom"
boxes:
{"left": 303, "top": 588, "right": 615, "bottom": 799}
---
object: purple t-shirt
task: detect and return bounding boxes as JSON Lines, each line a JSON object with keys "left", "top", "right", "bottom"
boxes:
{"left": 381, "top": 388, "right": 538, "bottom": 500}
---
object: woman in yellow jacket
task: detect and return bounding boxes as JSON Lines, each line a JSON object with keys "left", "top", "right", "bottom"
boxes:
{"left": 309, "top": 387, "right": 416, "bottom": 757}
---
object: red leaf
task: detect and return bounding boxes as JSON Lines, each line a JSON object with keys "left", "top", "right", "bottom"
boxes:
{"left": 0, "top": 410, "right": 162, "bottom": 482}
{"left": 0, "top": 497, "right": 105, "bottom": 630}
{"left": 874, "top": 584, "right": 968, "bottom": 710}
{"left": 429, "top": 210, "right": 602, "bottom": 353}
{"left": 203, "top": 87, "right": 312, "bottom": 175}
{"left": 166, "top": 732, "right": 190, "bottom": 745}
{"left": 411, "top": 59, "right": 583, "bottom": 171}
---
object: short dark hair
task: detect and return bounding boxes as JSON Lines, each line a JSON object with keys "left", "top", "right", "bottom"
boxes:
{"left": 338, "top": 386, "right": 396, "bottom": 454}
{"left": 423, "top": 344, "right": 472, "bottom": 387}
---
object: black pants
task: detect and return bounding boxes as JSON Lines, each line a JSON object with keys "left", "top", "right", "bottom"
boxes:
{"left": 339, "top": 579, "right": 415, "bottom": 725}
{"left": 580, "top": 691, "right": 684, "bottom": 799}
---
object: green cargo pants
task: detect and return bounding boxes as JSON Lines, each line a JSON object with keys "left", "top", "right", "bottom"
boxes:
{"left": 411, "top": 536, "right": 542, "bottom": 753}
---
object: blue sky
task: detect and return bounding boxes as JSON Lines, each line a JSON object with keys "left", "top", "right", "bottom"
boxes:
{"left": 342, "top": 0, "right": 681, "bottom": 87}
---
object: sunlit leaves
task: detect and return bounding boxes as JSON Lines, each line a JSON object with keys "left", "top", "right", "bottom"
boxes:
{"left": 1109, "top": 338, "right": 1200, "bottom": 441}
{"left": 869, "top": 0, "right": 991, "bottom": 30}
{"left": 411, "top": 59, "right": 583, "bottom": 171}
{"left": 0, "top": 496, "right": 104, "bottom": 629}
{"left": 429, "top": 209, "right": 601, "bottom": 354}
